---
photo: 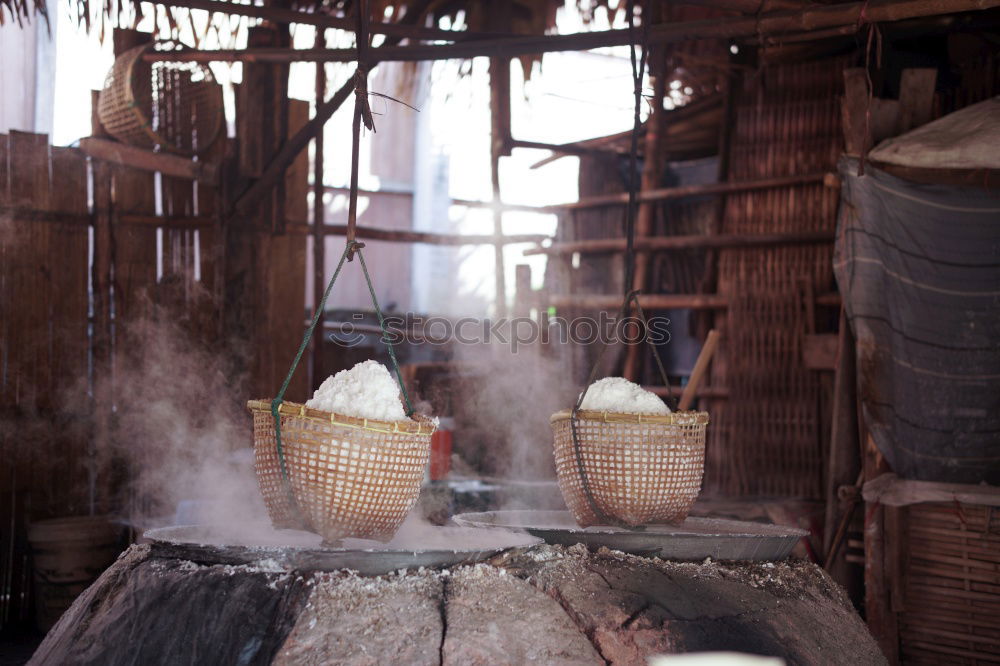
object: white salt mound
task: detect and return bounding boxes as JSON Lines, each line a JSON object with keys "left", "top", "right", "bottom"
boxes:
{"left": 305, "top": 360, "right": 408, "bottom": 421}
{"left": 579, "top": 377, "right": 670, "bottom": 414}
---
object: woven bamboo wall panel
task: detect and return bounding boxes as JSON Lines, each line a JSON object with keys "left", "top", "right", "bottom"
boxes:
{"left": 899, "top": 502, "right": 1000, "bottom": 664}
{"left": 705, "top": 58, "right": 848, "bottom": 499}
{"left": 0, "top": 133, "right": 91, "bottom": 631}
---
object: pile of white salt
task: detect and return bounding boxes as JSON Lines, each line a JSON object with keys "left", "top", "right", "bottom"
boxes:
{"left": 305, "top": 360, "right": 408, "bottom": 421}
{"left": 579, "top": 377, "right": 670, "bottom": 415}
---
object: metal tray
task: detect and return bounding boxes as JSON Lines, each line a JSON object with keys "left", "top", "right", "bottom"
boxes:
{"left": 144, "top": 524, "right": 541, "bottom": 575}
{"left": 453, "top": 510, "right": 807, "bottom": 561}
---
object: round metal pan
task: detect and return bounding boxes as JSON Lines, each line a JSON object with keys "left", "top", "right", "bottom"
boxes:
{"left": 144, "top": 524, "right": 541, "bottom": 575}
{"left": 452, "top": 510, "right": 808, "bottom": 561}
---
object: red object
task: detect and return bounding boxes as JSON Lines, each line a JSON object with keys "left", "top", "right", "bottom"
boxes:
{"left": 429, "top": 429, "right": 452, "bottom": 481}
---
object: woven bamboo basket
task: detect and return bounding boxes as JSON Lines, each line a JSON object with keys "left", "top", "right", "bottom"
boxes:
{"left": 551, "top": 409, "right": 709, "bottom": 527}
{"left": 98, "top": 42, "right": 223, "bottom": 156}
{"left": 247, "top": 400, "right": 435, "bottom": 542}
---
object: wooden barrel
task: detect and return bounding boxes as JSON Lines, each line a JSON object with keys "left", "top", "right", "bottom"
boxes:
{"left": 28, "top": 516, "right": 121, "bottom": 631}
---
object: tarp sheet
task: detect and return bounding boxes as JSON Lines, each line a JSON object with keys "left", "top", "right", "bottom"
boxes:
{"left": 869, "top": 96, "right": 1000, "bottom": 170}
{"left": 834, "top": 157, "right": 1000, "bottom": 484}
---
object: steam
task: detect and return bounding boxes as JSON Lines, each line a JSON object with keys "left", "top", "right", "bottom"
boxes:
{"left": 453, "top": 340, "right": 574, "bottom": 481}
{"left": 109, "top": 301, "right": 268, "bottom": 528}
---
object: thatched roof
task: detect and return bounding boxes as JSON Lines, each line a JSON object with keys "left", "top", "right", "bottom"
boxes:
{"left": 7, "top": 0, "right": 620, "bottom": 41}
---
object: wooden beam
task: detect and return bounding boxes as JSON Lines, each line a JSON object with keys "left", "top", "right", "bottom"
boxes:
{"left": 0, "top": 205, "right": 90, "bottom": 226}
{"left": 539, "top": 172, "right": 835, "bottom": 212}
{"left": 647, "top": 384, "right": 730, "bottom": 399}
{"left": 145, "top": 0, "right": 1000, "bottom": 63}
{"left": 548, "top": 292, "right": 841, "bottom": 310}
{"left": 147, "top": 0, "right": 506, "bottom": 42}
{"left": 78, "top": 137, "right": 220, "bottom": 185}
{"left": 550, "top": 293, "right": 730, "bottom": 310}
{"left": 524, "top": 230, "right": 835, "bottom": 256}
{"left": 863, "top": 473, "right": 1000, "bottom": 508}
{"left": 119, "top": 213, "right": 214, "bottom": 228}
{"left": 317, "top": 223, "right": 547, "bottom": 246}
{"left": 671, "top": 0, "right": 808, "bottom": 12}
{"left": 509, "top": 138, "right": 620, "bottom": 157}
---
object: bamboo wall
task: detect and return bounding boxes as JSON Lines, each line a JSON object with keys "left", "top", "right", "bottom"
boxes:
{"left": 0, "top": 116, "right": 308, "bottom": 630}
{"left": 704, "top": 57, "right": 847, "bottom": 499}
{"left": 0, "top": 133, "right": 91, "bottom": 629}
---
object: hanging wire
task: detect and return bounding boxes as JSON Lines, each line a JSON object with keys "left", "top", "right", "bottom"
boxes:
{"left": 567, "top": 0, "right": 656, "bottom": 529}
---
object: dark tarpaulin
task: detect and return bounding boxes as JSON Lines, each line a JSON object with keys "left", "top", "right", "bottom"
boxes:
{"left": 834, "top": 157, "right": 1000, "bottom": 484}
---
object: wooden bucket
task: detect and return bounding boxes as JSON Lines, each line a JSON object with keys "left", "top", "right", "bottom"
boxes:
{"left": 28, "top": 516, "right": 121, "bottom": 631}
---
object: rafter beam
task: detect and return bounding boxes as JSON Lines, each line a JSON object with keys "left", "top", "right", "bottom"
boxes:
{"left": 146, "top": 0, "right": 1000, "bottom": 63}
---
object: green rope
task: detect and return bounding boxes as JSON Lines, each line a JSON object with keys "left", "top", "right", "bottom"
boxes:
{"left": 357, "top": 247, "right": 415, "bottom": 417}
{"left": 271, "top": 242, "right": 352, "bottom": 527}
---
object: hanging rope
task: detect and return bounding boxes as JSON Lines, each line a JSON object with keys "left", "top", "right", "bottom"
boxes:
{"left": 568, "top": 0, "right": 680, "bottom": 527}
{"left": 269, "top": 0, "right": 415, "bottom": 527}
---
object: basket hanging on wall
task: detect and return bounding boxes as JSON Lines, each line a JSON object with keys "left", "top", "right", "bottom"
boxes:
{"left": 97, "top": 42, "right": 224, "bottom": 156}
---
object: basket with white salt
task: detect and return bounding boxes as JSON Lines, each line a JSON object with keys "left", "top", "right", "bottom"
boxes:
{"left": 248, "top": 360, "right": 435, "bottom": 542}
{"left": 551, "top": 377, "right": 709, "bottom": 528}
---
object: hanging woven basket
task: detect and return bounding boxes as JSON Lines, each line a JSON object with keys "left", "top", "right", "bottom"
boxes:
{"left": 551, "top": 409, "right": 709, "bottom": 528}
{"left": 97, "top": 42, "right": 224, "bottom": 156}
{"left": 248, "top": 400, "right": 435, "bottom": 542}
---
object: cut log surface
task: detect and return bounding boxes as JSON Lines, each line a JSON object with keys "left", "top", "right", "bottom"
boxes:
{"left": 30, "top": 544, "right": 886, "bottom": 666}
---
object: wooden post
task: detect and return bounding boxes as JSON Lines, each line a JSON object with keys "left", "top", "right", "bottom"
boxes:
{"left": 823, "top": 309, "right": 864, "bottom": 595}
{"left": 488, "top": 54, "right": 511, "bottom": 317}
{"left": 623, "top": 6, "right": 667, "bottom": 382}
{"left": 90, "top": 92, "right": 114, "bottom": 514}
{"left": 513, "top": 264, "right": 532, "bottom": 318}
{"left": 898, "top": 68, "right": 937, "bottom": 132}
{"left": 864, "top": 432, "right": 900, "bottom": 664}
{"left": 312, "top": 35, "right": 327, "bottom": 389}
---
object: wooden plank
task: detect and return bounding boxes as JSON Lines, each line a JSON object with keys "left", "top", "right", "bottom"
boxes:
{"left": 898, "top": 68, "right": 938, "bottom": 131}
{"left": 9, "top": 131, "right": 51, "bottom": 209}
{"left": 841, "top": 68, "right": 869, "bottom": 157}
{"left": 78, "top": 137, "right": 220, "bottom": 185}
{"left": 92, "top": 161, "right": 114, "bottom": 514}
{"left": 864, "top": 434, "right": 900, "bottom": 664}
{"left": 803, "top": 333, "right": 839, "bottom": 370}
{"left": 284, "top": 99, "right": 311, "bottom": 225}
{"left": 112, "top": 160, "right": 159, "bottom": 324}
{"left": 49, "top": 147, "right": 88, "bottom": 214}
{"left": 864, "top": 473, "right": 1000, "bottom": 508}
{"left": 0, "top": 134, "right": 9, "bottom": 205}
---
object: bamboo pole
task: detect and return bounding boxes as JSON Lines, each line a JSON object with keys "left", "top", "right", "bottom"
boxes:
{"left": 312, "top": 35, "right": 326, "bottom": 389}
{"left": 145, "top": 0, "right": 1000, "bottom": 63}
{"left": 523, "top": 230, "right": 835, "bottom": 255}
{"left": 540, "top": 172, "right": 834, "bottom": 212}
{"left": 678, "top": 330, "right": 720, "bottom": 411}
{"left": 318, "top": 223, "right": 547, "bottom": 246}
{"left": 78, "top": 137, "right": 220, "bottom": 184}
